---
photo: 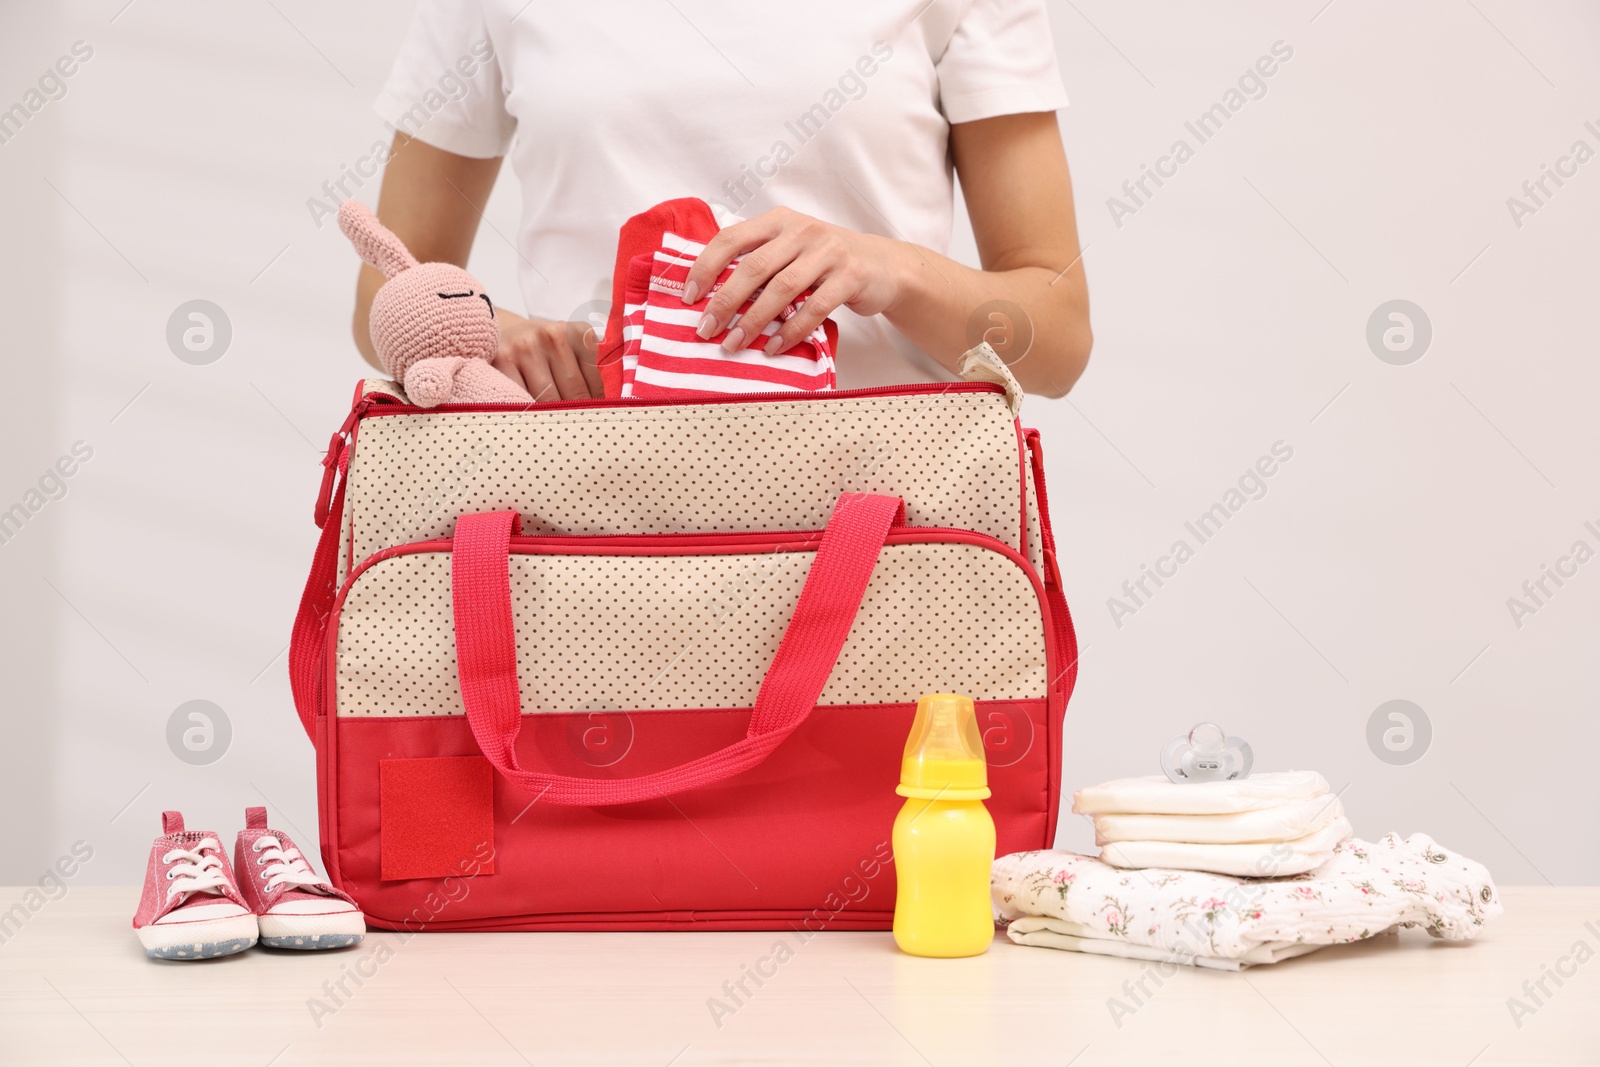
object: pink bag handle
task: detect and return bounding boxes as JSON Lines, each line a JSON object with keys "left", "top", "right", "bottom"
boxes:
{"left": 451, "top": 493, "right": 907, "bottom": 806}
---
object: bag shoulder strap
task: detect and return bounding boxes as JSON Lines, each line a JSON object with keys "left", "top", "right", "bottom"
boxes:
{"left": 452, "top": 494, "right": 906, "bottom": 806}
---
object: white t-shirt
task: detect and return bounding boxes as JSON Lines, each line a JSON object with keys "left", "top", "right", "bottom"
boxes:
{"left": 374, "top": 0, "right": 1068, "bottom": 389}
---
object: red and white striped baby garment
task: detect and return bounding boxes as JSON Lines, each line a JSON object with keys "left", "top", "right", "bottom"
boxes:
{"left": 621, "top": 231, "right": 837, "bottom": 397}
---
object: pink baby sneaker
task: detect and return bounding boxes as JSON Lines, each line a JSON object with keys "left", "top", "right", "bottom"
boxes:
{"left": 234, "top": 807, "right": 365, "bottom": 949}
{"left": 132, "top": 811, "right": 257, "bottom": 960}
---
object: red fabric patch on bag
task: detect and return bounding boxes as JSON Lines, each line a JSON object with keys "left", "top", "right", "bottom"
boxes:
{"left": 379, "top": 757, "right": 495, "bottom": 881}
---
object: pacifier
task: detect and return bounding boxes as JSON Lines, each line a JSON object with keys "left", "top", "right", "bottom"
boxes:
{"left": 1159, "top": 722, "right": 1253, "bottom": 783}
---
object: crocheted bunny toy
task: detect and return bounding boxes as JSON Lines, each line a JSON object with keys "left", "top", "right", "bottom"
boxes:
{"left": 337, "top": 200, "right": 532, "bottom": 407}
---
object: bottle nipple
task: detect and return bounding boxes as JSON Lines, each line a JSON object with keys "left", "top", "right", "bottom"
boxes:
{"left": 1159, "top": 721, "right": 1253, "bottom": 783}
{"left": 896, "top": 694, "right": 991, "bottom": 800}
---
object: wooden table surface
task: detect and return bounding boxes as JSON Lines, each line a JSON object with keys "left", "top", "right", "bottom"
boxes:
{"left": 1, "top": 886, "right": 1594, "bottom": 1066}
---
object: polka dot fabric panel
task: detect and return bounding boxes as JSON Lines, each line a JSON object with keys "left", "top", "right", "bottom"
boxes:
{"left": 334, "top": 541, "right": 1047, "bottom": 717}
{"left": 340, "top": 391, "right": 1024, "bottom": 582}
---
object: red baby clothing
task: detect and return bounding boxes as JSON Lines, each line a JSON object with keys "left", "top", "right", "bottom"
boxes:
{"left": 599, "top": 198, "right": 837, "bottom": 398}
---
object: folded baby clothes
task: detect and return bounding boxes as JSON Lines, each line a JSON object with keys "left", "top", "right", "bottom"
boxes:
{"left": 1004, "top": 916, "right": 1328, "bottom": 970}
{"left": 625, "top": 231, "right": 837, "bottom": 398}
{"left": 1073, "top": 770, "right": 1330, "bottom": 816}
{"left": 991, "top": 833, "right": 1501, "bottom": 970}
{"left": 597, "top": 197, "right": 838, "bottom": 399}
{"left": 1099, "top": 815, "right": 1354, "bottom": 877}
{"left": 1095, "top": 795, "right": 1345, "bottom": 845}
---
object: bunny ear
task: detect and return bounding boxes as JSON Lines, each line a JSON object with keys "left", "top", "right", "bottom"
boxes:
{"left": 338, "top": 200, "right": 419, "bottom": 278}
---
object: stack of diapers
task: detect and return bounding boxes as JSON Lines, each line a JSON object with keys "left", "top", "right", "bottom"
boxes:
{"left": 991, "top": 833, "right": 1502, "bottom": 970}
{"left": 1073, "top": 771, "right": 1352, "bottom": 877}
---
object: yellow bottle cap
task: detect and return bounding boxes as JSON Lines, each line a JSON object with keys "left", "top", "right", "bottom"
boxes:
{"left": 896, "top": 693, "right": 991, "bottom": 800}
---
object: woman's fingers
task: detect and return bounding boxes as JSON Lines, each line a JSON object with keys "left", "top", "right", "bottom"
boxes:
{"left": 696, "top": 236, "right": 803, "bottom": 349}
{"left": 567, "top": 319, "right": 605, "bottom": 398}
{"left": 763, "top": 278, "right": 848, "bottom": 356}
{"left": 494, "top": 317, "right": 597, "bottom": 402}
{"left": 682, "top": 211, "right": 784, "bottom": 305}
{"left": 491, "top": 347, "right": 530, "bottom": 395}
{"left": 501, "top": 345, "right": 557, "bottom": 403}
{"left": 734, "top": 252, "right": 830, "bottom": 353}
{"left": 494, "top": 313, "right": 535, "bottom": 393}
{"left": 684, "top": 208, "right": 869, "bottom": 353}
{"left": 546, "top": 332, "right": 592, "bottom": 400}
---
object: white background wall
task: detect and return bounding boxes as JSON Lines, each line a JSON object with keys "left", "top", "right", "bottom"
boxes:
{"left": 1, "top": 0, "right": 1595, "bottom": 888}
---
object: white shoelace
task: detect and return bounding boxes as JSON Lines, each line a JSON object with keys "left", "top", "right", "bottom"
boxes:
{"left": 251, "top": 835, "right": 329, "bottom": 893}
{"left": 162, "top": 839, "right": 230, "bottom": 903}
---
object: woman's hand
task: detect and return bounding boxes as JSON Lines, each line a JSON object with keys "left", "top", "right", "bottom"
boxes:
{"left": 682, "top": 207, "right": 908, "bottom": 357}
{"left": 684, "top": 116, "right": 1091, "bottom": 398}
{"left": 491, "top": 309, "right": 602, "bottom": 401}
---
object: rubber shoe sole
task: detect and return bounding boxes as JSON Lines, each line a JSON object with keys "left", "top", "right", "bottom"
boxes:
{"left": 136, "top": 913, "right": 258, "bottom": 960}
{"left": 258, "top": 911, "right": 366, "bottom": 950}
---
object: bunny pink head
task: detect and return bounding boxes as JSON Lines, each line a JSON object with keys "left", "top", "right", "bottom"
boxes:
{"left": 338, "top": 201, "right": 531, "bottom": 407}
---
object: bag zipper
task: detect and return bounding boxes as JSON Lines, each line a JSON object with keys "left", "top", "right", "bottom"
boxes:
{"left": 336, "top": 525, "right": 1053, "bottom": 633}
{"left": 315, "top": 391, "right": 405, "bottom": 527}
{"left": 353, "top": 380, "right": 1002, "bottom": 420}
{"left": 325, "top": 524, "right": 1066, "bottom": 733}
{"left": 320, "top": 380, "right": 1009, "bottom": 527}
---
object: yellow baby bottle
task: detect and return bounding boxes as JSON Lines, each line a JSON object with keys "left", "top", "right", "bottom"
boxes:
{"left": 892, "top": 693, "right": 997, "bottom": 958}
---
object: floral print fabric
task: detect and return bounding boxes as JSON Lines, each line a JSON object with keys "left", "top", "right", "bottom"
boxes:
{"left": 992, "top": 833, "right": 1501, "bottom": 967}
